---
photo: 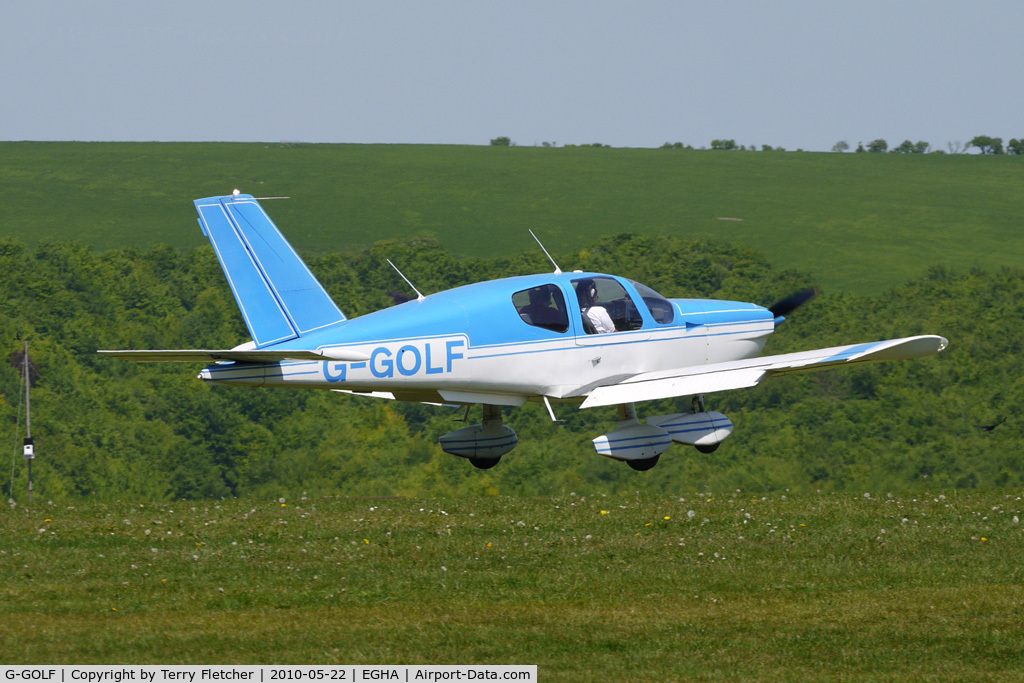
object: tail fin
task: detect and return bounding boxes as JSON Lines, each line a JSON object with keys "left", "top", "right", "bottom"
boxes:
{"left": 194, "top": 193, "right": 346, "bottom": 348}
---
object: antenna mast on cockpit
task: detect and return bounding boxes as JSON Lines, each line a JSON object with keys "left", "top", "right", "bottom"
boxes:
{"left": 387, "top": 259, "right": 426, "bottom": 302}
{"left": 529, "top": 230, "right": 562, "bottom": 274}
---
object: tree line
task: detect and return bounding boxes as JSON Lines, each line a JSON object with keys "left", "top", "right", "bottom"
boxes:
{"left": 2, "top": 234, "right": 1022, "bottom": 501}
{"left": 831, "top": 136, "right": 1023, "bottom": 155}
{"left": 492, "top": 135, "right": 1024, "bottom": 154}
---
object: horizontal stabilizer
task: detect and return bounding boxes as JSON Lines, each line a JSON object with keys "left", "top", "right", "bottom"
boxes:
{"left": 195, "top": 194, "right": 346, "bottom": 347}
{"left": 581, "top": 335, "right": 947, "bottom": 408}
{"left": 98, "top": 348, "right": 370, "bottom": 363}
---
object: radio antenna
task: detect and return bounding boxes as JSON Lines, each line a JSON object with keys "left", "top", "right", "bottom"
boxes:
{"left": 387, "top": 259, "right": 425, "bottom": 302}
{"left": 529, "top": 230, "right": 562, "bottom": 274}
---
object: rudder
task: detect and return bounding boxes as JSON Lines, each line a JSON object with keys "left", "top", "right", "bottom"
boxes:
{"left": 194, "top": 193, "right": 346, "bottom": 348}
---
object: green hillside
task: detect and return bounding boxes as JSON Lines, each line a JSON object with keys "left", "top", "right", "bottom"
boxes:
{"left": 2, "top": 233, "right": 1021, "bottom": 500}
{"left": 2, "top": 142, "right": 1023, "bottom": 500}
{"left": 2, "top": 142, "right": 1022, "bottom": 294}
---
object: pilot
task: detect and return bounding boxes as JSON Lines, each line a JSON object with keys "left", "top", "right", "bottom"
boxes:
{"left": 577, "top": 278, "right": 616, "bottom": 334}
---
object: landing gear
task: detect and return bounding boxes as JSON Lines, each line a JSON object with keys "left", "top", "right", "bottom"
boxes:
{"left": 439, "top": 404, "right": 518, "bottom": 469}
{"left": 592, "top": 403, "right": 673, "bottom": 469}
{"left": 627, "top": 455, "right": 660, "bottom": 471}
{"left": 691, "top": 395, "right": 721, "bottom": 453}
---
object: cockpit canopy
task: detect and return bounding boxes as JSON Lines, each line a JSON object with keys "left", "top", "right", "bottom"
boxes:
{"left": 511, "top": 276, "right": 674, "bottom": 335}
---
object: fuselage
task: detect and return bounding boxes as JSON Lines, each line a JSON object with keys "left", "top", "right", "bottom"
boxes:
{"left": 199, "top": 271, "right": 775, "bottom": 405}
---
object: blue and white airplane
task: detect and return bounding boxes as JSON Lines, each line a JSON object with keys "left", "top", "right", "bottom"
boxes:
{"left": 101, "top": 192, "right": 948, "bottom": 471}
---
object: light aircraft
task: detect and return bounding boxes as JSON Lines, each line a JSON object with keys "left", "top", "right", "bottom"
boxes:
{"left": 101, "top": 192, "right": 948, "bottom": 471}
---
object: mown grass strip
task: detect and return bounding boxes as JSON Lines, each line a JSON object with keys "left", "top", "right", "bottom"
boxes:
{"left": 2, "top": 492, "right": 1021, "bottom": 679}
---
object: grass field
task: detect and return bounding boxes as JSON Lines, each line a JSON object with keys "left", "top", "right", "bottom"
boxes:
{"left": 3, "top": 492, "right": 1022, "bottom": 680}
{"left": 2, "top": 142, "right": 1023, "bottom": 294}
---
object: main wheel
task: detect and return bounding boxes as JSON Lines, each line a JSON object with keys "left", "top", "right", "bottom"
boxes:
{"left": 627, "top": 455, "right": 660, "bottom": 471}
{"left": 695, "top": 443, "right": 720, "bottom": 454}
{"left": 469, "top": 457, "right": 501, "bottom": 470}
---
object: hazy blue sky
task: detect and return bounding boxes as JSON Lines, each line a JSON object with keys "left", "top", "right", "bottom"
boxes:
{"left": 3, "top": 1, "right": 1021, "bottom": 151}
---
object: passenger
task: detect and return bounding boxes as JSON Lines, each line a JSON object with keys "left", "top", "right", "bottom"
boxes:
{"left": 577, "top": 279, "right": 616, "bottom": 334}
{"left": 518, "top": 287, "right": 563, "bottom": 329}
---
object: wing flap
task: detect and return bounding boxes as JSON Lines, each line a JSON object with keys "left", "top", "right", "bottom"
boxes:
{"left": 581, "top": 335, "right": 947, "bottom": 409}
{"left": 437, "top": 390, "right": 529, "bottom": 407}
{"left": 581, "top": 369, "right": 765, "bottom": 408}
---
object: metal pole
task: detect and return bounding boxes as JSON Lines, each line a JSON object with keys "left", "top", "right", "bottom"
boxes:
{"left": 23, "top": 341, "right": 30, "bottom": 441}
{"left": 23, "top": 341, "right": 32, "bottom": 503}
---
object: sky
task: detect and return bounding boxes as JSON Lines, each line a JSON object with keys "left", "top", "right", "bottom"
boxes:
{"left": 3, "top": 1, "right": 1022, "bottom": 151}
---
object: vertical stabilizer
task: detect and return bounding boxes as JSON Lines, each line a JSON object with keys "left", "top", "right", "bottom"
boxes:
{"left": 194, "top": 193, "right": 346, "bottom": 347}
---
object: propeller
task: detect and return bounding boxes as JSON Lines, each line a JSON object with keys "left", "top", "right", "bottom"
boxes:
{"left": 768, "top": 287, "right": 817, "bottom": 322}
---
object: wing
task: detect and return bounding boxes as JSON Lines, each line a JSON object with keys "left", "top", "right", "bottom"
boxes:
{"left": 580, "top": 335, "right": 947, "bottom": 409}
{"left": 98, "top": 348, "right": 370, "bottom": 363}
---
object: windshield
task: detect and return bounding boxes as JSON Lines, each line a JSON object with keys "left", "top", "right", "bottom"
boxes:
{"left": 629, "top": 280, "right": 675, "bottom": 324}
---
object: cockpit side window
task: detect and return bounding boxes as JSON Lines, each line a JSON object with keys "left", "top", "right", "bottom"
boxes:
{"left": 572, "top": 276, "right": 645, "bottom": 334}
{"left": 629, "top": 280, "right": 675, "bottom": 324}
{"left": 512, "top": 284, "right": 569, "bottom": 333}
